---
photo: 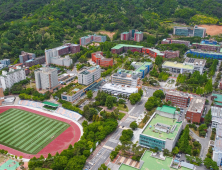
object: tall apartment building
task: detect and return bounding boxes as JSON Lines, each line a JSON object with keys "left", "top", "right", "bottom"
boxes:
{"left": 0, "top": 67, "right": 26, "bottom": 90}
{"left": 79, "top": 34, "right": 106, "bottom": 46}
{"left": 91, "top": 51, "right": 113, "bottom": 67}
{"left": 78, "top": 66, "right": 101, "bottom": 85}
{"left": 19, "top": 51, "right": 36, "bottom": 63}
{"left": 120, "top": 30, "right": 143, "bottom": 42}
{"left": 139, "top": 106, "right": 183, "bottom": 152}
{"left": 173, "top": 25, "right": 206, "bottom": 38}
{"left": 0, "top": 59, "right": 10, "bottom": 67}
{"left": 35, "top": 67, "right": 59, "bottom": 92}
{"left": 45, "top": 43, "right": 80, "bottom": 67}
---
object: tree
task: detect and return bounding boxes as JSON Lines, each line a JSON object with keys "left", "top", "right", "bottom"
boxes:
{"left": 204, "top": 158, "right": 219, "bottom": 170}
{"left": 204, "top": 109, "right": 212, "bottom": 126}
{"left": 50, "top": 156, "right": 68, "bottom": 170}
{"left": 153, "top": 90, "right": 165, "bottom": 99}
{"left": 129, "top": 93, "right": 141, "bottom": 105}
{"left": 87, "top": 90, "right": 93, "bottom": 99}
{"left": 65, "top": 155, "right": 86, "bottom": 170}
{"left": 172, "top": 147, "right": 179, "bottom": 155}
{"left": 98, "top": 163, "right": 111, "bottom": 170}
{"left": 105, "top": 96, "right": 114, "bottom": 109}
{"left": 119, "top": 129, "right": 134, "bottom": 143}
{"left": 130, "top": 121, "right": 138, "bottom": 130}
{"left": 178, "top": 125, "right": 190, "bottom": 153}
{"left": 138, "top": 89, "right": 143, "bottom": 96}
{"left": 155, "top": 56, "right": 163, "bottom": 66}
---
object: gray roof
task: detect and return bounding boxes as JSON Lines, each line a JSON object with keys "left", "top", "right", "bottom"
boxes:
{"left": 180, "top": 162, "right": 194, "bottom": 169}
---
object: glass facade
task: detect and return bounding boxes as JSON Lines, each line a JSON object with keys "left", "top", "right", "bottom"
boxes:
{"left": 139, "top": 134, "right": 165, "bottom": 150}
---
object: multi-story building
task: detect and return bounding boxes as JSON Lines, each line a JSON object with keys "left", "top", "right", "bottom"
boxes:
{"left": 201, "top": 40, "right": 217, "bottom": 45}
{"left": 111, "top": 44, "right": 143, "bottom": 54}
{"left": 161, "top": 39, "right": 190, "bottom": 47}
{"left": 134, "top": 31, "right": 143, "bottom": 42}
{"left": 101, "top": 83, "right": 138, "bottom": 97}
{"left": 186, "top": 96, "right": 206, "bottom": 123}
{"left": 111, "top": 70, "right": 141, "bottom": 87}
{"left": 162, "top": 58, "right": 206, "bottom": 75}
{"left": 166, "top": 90, "right": 190, "bottom": 108}
{"left": 0, "top": 67, "right": 26, "bottom": 90}
{"left": 0, "top": 59, "right": 10, "bottom": 67}
{"left": 142, "top": 48, "right": 165, "bottom": 58}
{"left": 139, "top": 105, "right": 183, "bottom": 152}
{"left": 80, "top": 34, "right": 107, "bottom": 46}
{"left": 91, "top": 51, "right": 113, "bottom": 67}
{"left": 219, "top": 81, "right": 222, "bottom": 90}
{"left": 78, "top": 66, "right": 101, "bottom": 85}
{"left": 25, "top": 56, "right": 45, "bottom": 67}
{"left": 34, "top": 67, "right": 59, "bottom": 92}
{"left": 121, "top": 32, "right": 130, "bottom": 41}
{"left": 192, "top": 43, "right": 221, "bottom": 51}
{"left": 164, "top": 50, "right": 180, "bottom": 58}
{"left": 213, "top": 124, "right": 222, "bottom": 166}
{"left": 45, "top": 43, "right": 80, "bottom": 67}
{"left": 173, "top": 25, "right": 206, "bottom": 38}
{"left": 187, "top": 49, "right": 222, "bottom": 60}
{"left": 211, "top": 106, "right": 222, "bottom": 128}
{"left": 211, "top": 94, "right": 222, "bottom": 107}
{"left": 131, "top": 62, "right": 153, "bottom": 78}
{"left": 19, "top": 51, "right": 36, "bottom": 64}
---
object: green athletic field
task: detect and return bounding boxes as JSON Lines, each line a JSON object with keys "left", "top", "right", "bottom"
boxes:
{"left": 0, "top": 108, "right": 70, "bottom": 154}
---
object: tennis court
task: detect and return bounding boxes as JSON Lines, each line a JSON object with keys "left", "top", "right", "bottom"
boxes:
{"left": 0, "top": 159, "right": 19, "bottom": 170}
{"left": 0, "top": 108, "right": 70, "bottom": 154}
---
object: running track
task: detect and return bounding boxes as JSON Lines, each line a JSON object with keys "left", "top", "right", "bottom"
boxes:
{"left": 0, "top": 106, "right": 81, "bottom": 159}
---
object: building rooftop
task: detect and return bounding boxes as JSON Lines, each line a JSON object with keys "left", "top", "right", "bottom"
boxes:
{"left": 184, "top": 58, "right": 206, "bottom": 66}
{"left": 111, "top": 44, "right": 143, "bottom": 50}
{"left": 156, "top": 105, "right": 176, "bottom": 114}
{"left": 162, "top": 61, "right": 194, "bottom": 70}
{"left": 121, "top": 32, "right": 129, "bottom": 34}
{"left": 135, "top": 31, "right": 143, "bottom": 34}
{"left": 166, "top": 90, "right": 190, "bottom": 98}
{"left": 143, "top": 48, "right": 165, "bottom": 56}
{"left": 192, "top": 43, "right": 220, "bottom": 47}
{"left": 101, "top": 83, "right": 138, "bottom": 94}
{"left": 188, "top": 97, "right": 205, "bottom": 113}
{"left": 142, "top": 114, "right": 182, "bottom": 140}
{"left": 119, "top": 151, "right": 191, "bottom": 170}
{"left": 79, "top": 66, "right": 100, "bottom": 75}
{"left": 212, "top": 93, "right": 222, "bottom": 102}
{"left": 211, "top": 106, "right": 222, "bottom": 117}
{"left": 190, "top": 49, "right": 222, "bottom": 55}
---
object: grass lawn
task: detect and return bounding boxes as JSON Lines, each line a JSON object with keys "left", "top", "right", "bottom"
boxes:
{"left": 118, "top": 112, "right": 126, "bottom": 120}
{"left": 0, "top": 108, "right": 70, "bottom": 154}
{"left": 114, "top": 103, "right": 128, "bottom": 112}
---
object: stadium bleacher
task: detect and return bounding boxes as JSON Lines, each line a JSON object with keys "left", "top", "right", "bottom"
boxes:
{"left": 55, "top": 107, "right": 82, "bottom": 121}
{"left": 18, "top": 100, "right": 43, "bottom": 108}
{"left": 18, "top": 100, "right": 82, "bottom": 121}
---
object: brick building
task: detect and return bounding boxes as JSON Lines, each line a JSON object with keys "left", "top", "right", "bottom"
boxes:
{"left": 121, "top": 32, "right": 130, "bottom": 41}
{"left": 91, "top": 51, "right": 113, "bottom": 67}
{"left": 161, "top": 39, "right": 190, "bottom": 47}
{"left": 120, "top": 29, "right": 143, "bottom": 42}
{"left": 19, "top": 51, "right": 36, "bottom": 63}
{"left": 142, "top": 48, "right": 165, "bottom": 58}
{"left": 134, "top": 32, "right": 143, "bottom": 42}
{"left": 25, "top": 56, "right": 45, "bottom": 67}
{"left": 164, "top": 50, "right": 180, "bottom": 58}
{"left": 192, "top": 43, "right": 221, "bottom": 51}
{"left": 111, "top": 44, "right": 143, "bottom": 54}
{"left": 186, "top": 97, "right": 206, "bottom": 123}
{"left": 165, "top": 90, "right": 189, "bottom": 108}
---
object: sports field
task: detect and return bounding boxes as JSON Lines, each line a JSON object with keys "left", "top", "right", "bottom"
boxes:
{"left": 0, "top": 108, "right": 70, "bottom": 154}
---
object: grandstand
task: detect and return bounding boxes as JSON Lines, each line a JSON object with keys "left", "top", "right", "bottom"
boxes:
{"left": 55, "top": 107, "right": 82, "bottom": 121}
{"left": 18, "top": 100, "right": 43, "bottom": 108}
{"left": 18, "top": 100, "right": 82, "bottom": 121}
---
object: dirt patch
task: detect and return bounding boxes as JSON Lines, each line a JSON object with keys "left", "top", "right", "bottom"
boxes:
{"left": 97, "top": 31, "right": 116, "bottom": 40}
{"left": 199, "top": 25, "right": 222, "bottom": 36}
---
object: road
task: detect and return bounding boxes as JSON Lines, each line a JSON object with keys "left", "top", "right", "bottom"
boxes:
{"left": 84, "top": 88, "right": 155, "bottom": 170}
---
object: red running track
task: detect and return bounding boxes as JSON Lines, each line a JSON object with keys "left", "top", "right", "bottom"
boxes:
{"left": 0, "top": 106, "right": 81, "bottom": 159}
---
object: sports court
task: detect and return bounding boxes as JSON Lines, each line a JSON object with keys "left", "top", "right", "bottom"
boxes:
{"left": 0, "top": 108, "right": 70, "bottom": 154}
{"left": 0, "top": 159, "right": 19, "bottom": 170}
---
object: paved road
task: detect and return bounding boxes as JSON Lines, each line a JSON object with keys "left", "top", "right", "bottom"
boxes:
{"left": 84, "top": 88, "right": 156, "bottom": 170}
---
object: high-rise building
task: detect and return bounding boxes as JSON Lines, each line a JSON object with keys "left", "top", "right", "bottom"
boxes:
{"left": 120, "top": 30, "right": 143, "bottom": 42}
{"left": 34, "top": 67, "right": 59, "bottom": 92}
{"left": 0, "top": 67, "right": 26, "bottom": 90}
{"left": 78, "top": 66, "right": 101, "bottom": 85}
{"left": 45, "top": 43, "right": 80, "bottom": 67}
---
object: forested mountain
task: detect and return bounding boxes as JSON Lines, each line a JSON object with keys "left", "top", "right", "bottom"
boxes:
{"left": 0, "top": 0, "right": 222, "bottom": 61}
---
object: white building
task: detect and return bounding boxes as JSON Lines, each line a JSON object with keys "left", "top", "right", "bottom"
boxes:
{"left": 46, "top": 55, "right": 73, "bottom": 67}
{"left": 101, "top": 83, "right": 138, "bottom": 96}
{"left": 213, "top": 124, "right": 222, "bottom": 166}
{"left": 211, "top": 106, "right": 222, "bottom": 128}
{"left": 78, "top": 66, "right": 101, "bottom": 85}
{"left": 162, "top": 58, "right": 206, "bottom": 75}
{"left": 0, "top": 67, "right": 26, "bottom": 90}
{"left": 35, "top": 67, "right": 59, "bottom": 91}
